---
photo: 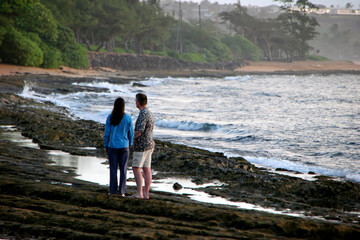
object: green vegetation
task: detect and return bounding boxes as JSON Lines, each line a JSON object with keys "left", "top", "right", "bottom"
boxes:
{"left": 222, "top": 35, "right": 262, "bottom": 61}
{"left": 306, "top": 55, "right": 329, "bottom": 61}
{"left": 0, "top": 27, "right": 43, "bottom": 66}
{"left": 0, "top": 0, "right": 87, "bottom": 69}
{"left": 180, "top": 53, "right": 206, "bottom": 63}
{"left": 0, "top": 0, "right": 323, "bottom": 68}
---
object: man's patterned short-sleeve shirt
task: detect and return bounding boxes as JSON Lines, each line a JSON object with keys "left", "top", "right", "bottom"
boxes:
{"left": 133, "top": 108, "right": 155, "bottom": 152}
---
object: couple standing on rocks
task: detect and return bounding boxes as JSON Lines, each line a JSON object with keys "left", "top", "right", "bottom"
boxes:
{"left": 104, "top": 93, "right": 155, "bottom": 199}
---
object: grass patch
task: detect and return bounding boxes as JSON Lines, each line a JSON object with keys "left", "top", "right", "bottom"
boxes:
{"left": 306, "top": 55, "right": 329, "bottom": 61}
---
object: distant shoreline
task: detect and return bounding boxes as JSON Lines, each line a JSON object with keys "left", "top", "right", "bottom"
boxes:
{"left": 235, "top": 60, "right": 360, "bottom": 74}
{"left": 1, "top": 60, "right": 360, "bottom": 79}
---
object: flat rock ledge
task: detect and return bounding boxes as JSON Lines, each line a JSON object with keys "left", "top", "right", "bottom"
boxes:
{"left": 1, "top": 75, "right": 360, "bottom": 239}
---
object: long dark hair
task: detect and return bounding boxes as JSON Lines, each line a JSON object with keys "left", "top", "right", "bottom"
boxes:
{"left": 110, "top": 97, "right": 125, "bottom": 126}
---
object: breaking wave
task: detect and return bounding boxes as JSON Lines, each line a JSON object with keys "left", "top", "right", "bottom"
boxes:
{"left": 244, "top": 156, "right": 360, "bottom": 183}
{"left": 156, "top": 119, "right": 220, "bottom": 132}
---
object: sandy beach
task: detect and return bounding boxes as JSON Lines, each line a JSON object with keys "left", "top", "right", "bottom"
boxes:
{"left": 235, "top": 60, "right": 360, "bottom": 72}
{"left": 0, "top": 63, "right": 101, "bottom": 77}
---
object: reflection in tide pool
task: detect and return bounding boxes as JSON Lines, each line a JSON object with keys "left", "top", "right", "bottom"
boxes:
{"left": 0, "top": 125, "right": 40, "bottom": 149}
{"left": 47, "top": 150, "right": 110, "bottom": 185}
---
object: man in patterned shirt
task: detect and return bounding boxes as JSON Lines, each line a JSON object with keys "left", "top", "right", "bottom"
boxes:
{"left": 132, "top": 93, "right": 155, "bottom": 199}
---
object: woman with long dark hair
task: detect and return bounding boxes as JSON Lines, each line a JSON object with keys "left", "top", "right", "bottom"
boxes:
{"left": 104, "top": 97, "right": 134, "bottom": 196}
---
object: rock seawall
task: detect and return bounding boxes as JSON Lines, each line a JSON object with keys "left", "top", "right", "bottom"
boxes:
{"left": 87, "top": 52, "right": 244, "bottom": 71}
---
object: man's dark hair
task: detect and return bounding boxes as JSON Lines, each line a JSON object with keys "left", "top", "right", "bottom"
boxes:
{"left": 136, "top": 93, "right": 147, "bottom": 106}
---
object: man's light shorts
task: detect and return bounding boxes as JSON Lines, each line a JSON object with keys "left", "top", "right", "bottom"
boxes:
{"left": 132, "top": 149, "right": 154, "bottom": 168}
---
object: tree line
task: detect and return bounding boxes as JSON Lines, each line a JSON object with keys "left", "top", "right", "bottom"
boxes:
{"left": 220, "top": 0, "right": 319, "bottom": 61}
{"left": 0, "top": 0, "right": 320, "bottom": 69}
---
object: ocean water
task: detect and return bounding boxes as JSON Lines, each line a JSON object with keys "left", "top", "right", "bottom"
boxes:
{"left": 20, "top": 74, "right": 360, "bottom": 182}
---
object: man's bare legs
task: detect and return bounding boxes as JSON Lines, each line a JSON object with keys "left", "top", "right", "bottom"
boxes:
{"left": 132, "top": 167, "right": 143, "bottom": 199}
{"left": 132, "top": 167, "right": 152, "bottom": 199}
{"left": 143, "top": 167, "right": 152, "bottom": 199}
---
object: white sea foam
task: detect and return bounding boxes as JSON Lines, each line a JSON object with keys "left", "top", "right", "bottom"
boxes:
{"left": 346, "top": 173, "right": 360, "bottom": 183}
{"left": 141, "top": 76, "right": 205, "bottom": 86}
{"left": 141, "top": 77, "right": 172, "bottom": 86}
{"left": 223, "top": 75, "right": 252, "bottom": 81}
{"left": 19, "top": 82, "right": 45, "bottom": 100}
{"left": 20, "top": 82, "right": 111, "bottom": 121}
{"left": 243, "top": 156, "right": 359, "bottom": 182}
{"left": 20, "top": 83, "right": 71, "bottom": 110}
{"left": 156, "top": 119, "right": 220, "bottom": 132}
{"left": 72, "top": 81, "right": 133, "bottom": 95}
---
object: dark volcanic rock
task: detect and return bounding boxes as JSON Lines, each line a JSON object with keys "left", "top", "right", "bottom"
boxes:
{"left": 0, "top": 93, "right": 105, "bottom": 156}
{"left": 173, "top": 182, "right": 183, "bottom": 190}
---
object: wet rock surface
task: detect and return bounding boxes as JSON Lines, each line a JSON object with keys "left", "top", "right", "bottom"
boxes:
{"left": 1, "top": 75, "right": 360, "bottom": 239}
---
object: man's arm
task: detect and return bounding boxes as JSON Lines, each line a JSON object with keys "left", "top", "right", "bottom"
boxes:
{"left": 134, "top": 130, "right": 142, "bottom": 139}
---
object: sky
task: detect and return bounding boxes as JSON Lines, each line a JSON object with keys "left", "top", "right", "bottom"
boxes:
{"left": 184, "top": 0, "right": 360, "bottom": 8}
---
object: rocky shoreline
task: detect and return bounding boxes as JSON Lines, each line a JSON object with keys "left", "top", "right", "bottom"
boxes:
{"left": 1, "top": 73, "right": 360, "bottom": 239}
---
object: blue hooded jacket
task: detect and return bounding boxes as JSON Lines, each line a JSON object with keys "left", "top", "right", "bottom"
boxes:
{"left": 104, "top": 113, "right": 134, "bottom": 148}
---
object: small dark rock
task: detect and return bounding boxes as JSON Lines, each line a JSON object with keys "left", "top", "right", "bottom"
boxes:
{"left": 132, "top": 82, "right": 147, "bottom": 87}
{"left": 275, "top": 168, "right": 290, "bottom": 172}
{"left": 173, "top": 182, "right": 183, "bottom": 190}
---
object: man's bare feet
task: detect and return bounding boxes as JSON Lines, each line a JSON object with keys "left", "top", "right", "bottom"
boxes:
{"left": 130, "top": 194, "right": 143, "bottom": 199}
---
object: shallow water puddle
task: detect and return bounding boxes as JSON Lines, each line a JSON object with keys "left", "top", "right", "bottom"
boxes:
{"left": 1, "top": 125, "right": 347, "bottom": 220}
{"left": 47, "top": 150, "right": 110, "bottom": 185}
{"left": 0, "top": 125, "right": 40, "bottom": 149}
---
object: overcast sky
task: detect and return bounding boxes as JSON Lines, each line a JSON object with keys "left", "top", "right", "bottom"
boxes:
{"left": 184, "top": 0, "right": 360, "bottom": 8}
